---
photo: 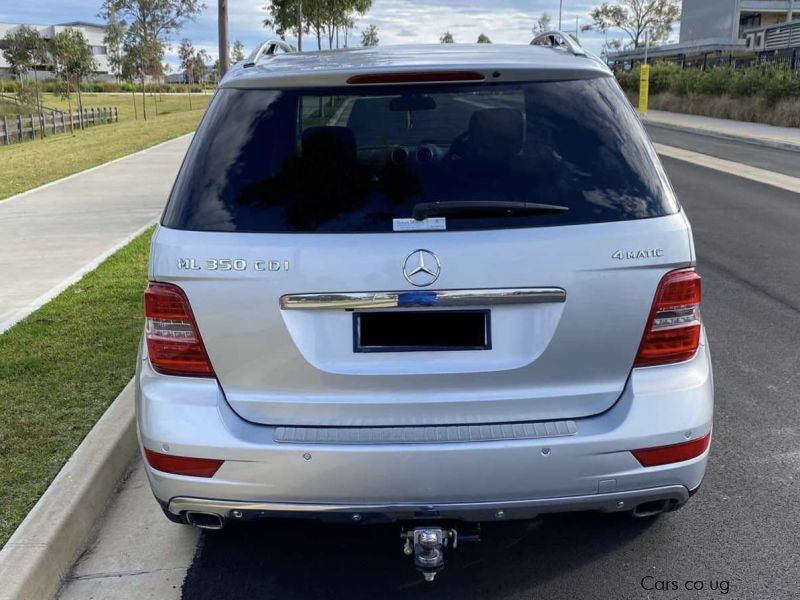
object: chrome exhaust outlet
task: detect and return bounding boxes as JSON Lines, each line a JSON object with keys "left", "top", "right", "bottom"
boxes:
{"left": 632, "top": 499, "right": 672, "bottom": 518}
{"left": 186, "top": 511, "right": 225, "bottom": 530}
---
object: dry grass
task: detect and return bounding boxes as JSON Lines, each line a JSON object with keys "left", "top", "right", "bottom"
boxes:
{"left": 632, "top": 91, "right": 800, "bottom": 128}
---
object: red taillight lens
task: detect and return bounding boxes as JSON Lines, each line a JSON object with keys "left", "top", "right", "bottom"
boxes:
{"left": 631, "top": 433, "right": 711, "bottom": 467}
{"left": 635, "top": 268, "right": 702, "bottom": 367}
{"left": 347, "top": 70, "right": 486, "bottom": 85}
{"left": 144, "top": 448, "right": 223, "bottom": 477}
{"left": 144, "top": 282, "right": 214, "bottom": 376}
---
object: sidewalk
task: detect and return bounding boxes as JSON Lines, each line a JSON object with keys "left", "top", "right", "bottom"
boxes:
{"left": 0, "top": 134, "right": 192, "bottom": 333}
{"left": 642, "top": 110, "right": 800, "bottom": 151}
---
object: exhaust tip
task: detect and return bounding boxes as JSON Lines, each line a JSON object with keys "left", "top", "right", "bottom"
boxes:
{"left": 186, "top": 511, "right": 225, "bottom": 530}
{"left": 632, "top": 499, "right": 674, "bottom": 518}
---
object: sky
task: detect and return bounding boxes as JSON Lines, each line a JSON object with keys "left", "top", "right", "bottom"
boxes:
{"left": 1, "top": 0, "right": 681, "bottom": 68}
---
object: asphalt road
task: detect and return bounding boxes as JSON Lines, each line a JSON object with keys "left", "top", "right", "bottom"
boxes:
{"left": 178, "top": 135, "right": 800, "bottom": 599}
{"left": 645, "top": 123, "right": 800, "bottom": 178}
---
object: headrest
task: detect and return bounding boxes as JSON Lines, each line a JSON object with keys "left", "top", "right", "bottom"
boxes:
{"left": 468, "top": 108, "right": 524, "bottom": 162}
{"left": 301, "top": 126, "right": 357, "bottom": 163}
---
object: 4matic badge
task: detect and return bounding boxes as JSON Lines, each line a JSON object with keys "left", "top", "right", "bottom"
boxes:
{"left": 612, "top": 248, "right": 664, "bottom": 260}
{"left": 177, "top": 258, "right": 290, "bottom": 272}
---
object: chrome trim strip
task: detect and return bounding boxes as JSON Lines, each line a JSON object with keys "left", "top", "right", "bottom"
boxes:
{"left": 280, "top": 287, "right": 566, "bottom": 310}
{"left": 275, "top": 420, "right": 577, "bottom": 444}
{"left": 168, "top": 485, "right": 689, "bottom": 519}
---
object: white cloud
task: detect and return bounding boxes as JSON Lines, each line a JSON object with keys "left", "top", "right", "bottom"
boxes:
{"left": 8, "top": 0, "right": 680, "bottom": 68}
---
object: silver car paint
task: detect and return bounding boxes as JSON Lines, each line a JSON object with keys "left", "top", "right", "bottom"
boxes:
{"left": 136, "top": 330, "right": 712, "bottom": 506}
{"left": 137, "top": 43, "right": 712, "bottom": 516}
{"left": 150, "top": 211, "right": 691, "bottom": 427}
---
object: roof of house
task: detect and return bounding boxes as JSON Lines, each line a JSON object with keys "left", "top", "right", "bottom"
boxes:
{"left": 56, "top": 21, "right": 107, "bottom": 29}
{"left": 221, "top": 43, "right": 611, "bottom": 89}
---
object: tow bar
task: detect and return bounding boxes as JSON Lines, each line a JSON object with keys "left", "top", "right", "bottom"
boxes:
{"left": 400, "top": 525, "right": 480, "bottom": 582}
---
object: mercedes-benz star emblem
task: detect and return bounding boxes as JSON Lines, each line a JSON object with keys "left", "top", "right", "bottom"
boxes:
{"left": 403, "top": 249, "right": 441, "bottom": 287}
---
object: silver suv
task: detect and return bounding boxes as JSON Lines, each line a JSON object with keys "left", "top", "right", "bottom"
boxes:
{"left": 137, "top": 36, "right": 712, "bottom": 580}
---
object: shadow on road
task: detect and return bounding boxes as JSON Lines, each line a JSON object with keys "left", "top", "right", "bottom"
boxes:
{"left": 181, "top": 511, "right": 658, "bottom": 599}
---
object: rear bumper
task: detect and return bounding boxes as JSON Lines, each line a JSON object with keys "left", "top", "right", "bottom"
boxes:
{"left": 136, "top": 335, "right": 713, "bottom": 519}
{"left": 168, "top": 485, "right": 690, "bottom": 523}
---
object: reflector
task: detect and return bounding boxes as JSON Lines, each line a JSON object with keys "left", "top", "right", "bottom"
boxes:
{"left": 144, "top": 448, "right": 223, "bottom": 477}
{"left": 632, "top": 433, "right": 711, "bottom": 467}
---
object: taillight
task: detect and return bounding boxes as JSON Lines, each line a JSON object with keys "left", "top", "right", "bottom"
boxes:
{"left": 631, "top": 433, "right": 711, "bottom": 467}
{"left": 144, "top": 448, "right": 223, "bottom": 477}
{"left": 144, "top": 282, "right": 214, "bottom": 377}
{"left": 635, "top": 268, "right": 702, "bottom": 367}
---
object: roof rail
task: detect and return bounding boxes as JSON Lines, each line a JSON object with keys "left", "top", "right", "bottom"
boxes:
{"left": 243, "top": 39, "right": 296, "bottom": 67}
{"left": 531, "top": 31, "right": 586, "bottom": 56}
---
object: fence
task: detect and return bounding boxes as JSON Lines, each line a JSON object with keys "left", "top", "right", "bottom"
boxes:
{"left": 1, "top": 107, "right": 118, "bottom": 145}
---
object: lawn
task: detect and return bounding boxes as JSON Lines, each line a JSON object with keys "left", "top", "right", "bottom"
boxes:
{"left": 0, "top": 228, "right": 152, "bottom": 548}
{"left": 0, "top": 92, "right": 210, "bottom": 200}
{"left": 1, "top": 90, "right": 212, "bottom": 120}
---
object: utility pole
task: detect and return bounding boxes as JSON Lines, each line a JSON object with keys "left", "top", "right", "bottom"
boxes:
{"left": 297, "top": 0, "right": 303, "bottom": 51}
{"left": 644, "top": 29, "right": 649, "bottom": 64}
{"left": 559, "top": 0, "right": 563, "bottom": 30}
{"left": 218, "top": 0, "right": 229, "bottom": 78}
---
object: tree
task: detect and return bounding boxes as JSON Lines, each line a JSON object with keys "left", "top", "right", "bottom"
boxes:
{"left": 51, "top": 29, "right": 96, "bottom": 131}
{"left": 1, "top": 26, "right": 40, "bottom": 86}
{"left": 476, "top": 33, "right": 491, "bottom": 43}
{"left": 178, "top": 38, "right": 195, "bottom": 81}
{"left": 177, "top": 38, "right": 195, "bottom": 107}
{"left": 264, "top": 0, "right": 373, "bottom": 51}
{"left": 532, "top": 12, "right": 552, "bottom": 34}
{"left": 264, "top": 0, "right": 305, "bottom": 48}
{"left": 100, "top": 0, "right": 204, "bottom": 120}
{"left": 231, "top": 39, "right": 246, "bottom": 62}
{"left": 193, "top": 48, "right": 208, "bottom": 84}
{"left": 440, "top": 31, "right": 454, "bottom": 44}
{"left": 586, "top": 0, "right": 680, "bottom": 49}
{"left": 323, "top": 0, "right": 372, "bottom": 50}
{"left": 360, "top": 24, "right": 378, "bottom": 46}
{"left": 104, "top": 9, "right": 125, "bottom": 87}
{"left": 2, "top": 25, "right": 48, "bottom": 125}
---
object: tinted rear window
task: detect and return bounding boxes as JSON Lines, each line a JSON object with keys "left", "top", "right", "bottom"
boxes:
{"left": 162, "top": 77, "right": 677, "bottom": 233}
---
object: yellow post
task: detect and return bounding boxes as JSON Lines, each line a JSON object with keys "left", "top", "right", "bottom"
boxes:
{"left": 638, "top": 64, "right": 650, "bottom": 114}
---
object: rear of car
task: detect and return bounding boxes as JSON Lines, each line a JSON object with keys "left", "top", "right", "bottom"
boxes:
{"left": 136, "top": 45, "right": 712, "bottom": 531}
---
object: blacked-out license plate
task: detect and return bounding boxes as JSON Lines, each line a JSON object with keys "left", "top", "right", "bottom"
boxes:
{"left": 354, "top": 310, "right": 491, "bottom": 352}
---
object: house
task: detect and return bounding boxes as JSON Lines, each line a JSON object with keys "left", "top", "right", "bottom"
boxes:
{"left": 607, "top": 0, "right": 800, "bottom": 68}
{"left": 0, "top": 21, "right": 111, "bottom": 80}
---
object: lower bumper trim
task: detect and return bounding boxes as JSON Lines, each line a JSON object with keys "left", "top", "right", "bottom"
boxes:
{"left": 168, "top": 485, "right": 689, "bottom": 523}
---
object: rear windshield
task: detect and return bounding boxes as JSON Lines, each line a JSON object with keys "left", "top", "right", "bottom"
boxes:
{"left": 162, "top": 77, "right": 677, "bottom": 233}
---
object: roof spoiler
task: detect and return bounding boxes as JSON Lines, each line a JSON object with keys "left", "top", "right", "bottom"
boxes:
{"left": 530, "top": 31, "right": 586, "bottom": 56}
{"left": 243, "top": 39, "right": 296, "bottom": 68}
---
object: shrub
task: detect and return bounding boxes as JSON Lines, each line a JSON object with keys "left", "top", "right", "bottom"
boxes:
{"left": 615, "top": 60, "right": 800, "bottom": 102}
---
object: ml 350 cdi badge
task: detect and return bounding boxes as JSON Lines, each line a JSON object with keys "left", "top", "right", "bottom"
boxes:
{"left": 136, "top": 35, "right": 713, "bottom": 581}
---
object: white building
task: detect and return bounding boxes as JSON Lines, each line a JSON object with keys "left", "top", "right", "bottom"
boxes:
{"left": 0, "top": 21, "right": 110, "bottom": 80}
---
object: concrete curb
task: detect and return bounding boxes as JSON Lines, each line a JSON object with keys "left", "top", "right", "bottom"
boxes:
{"left": 0, "top": 381, "right": 137, "bottom": 600}
{"left": 643, "top": 118, "right": 800, "bottom": 153}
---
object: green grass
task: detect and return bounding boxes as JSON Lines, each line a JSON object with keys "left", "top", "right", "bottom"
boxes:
{"left": 0, "top": 229, "right": 152, "bottom": 548}
{"left": 0, "top": 93, "right": 210, "bottom": 200}
{"left": 1, "top": 91, "right": 212, "bottom": 120}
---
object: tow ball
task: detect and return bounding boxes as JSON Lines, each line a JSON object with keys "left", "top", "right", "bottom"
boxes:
{"left": 401, "top": 526, "right": 479, "bottom": 582}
